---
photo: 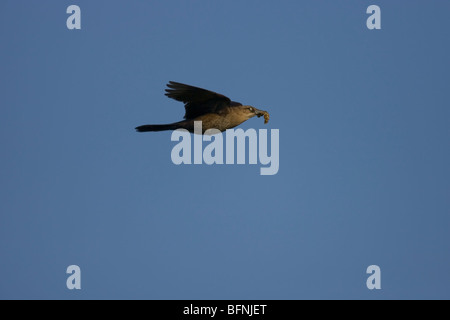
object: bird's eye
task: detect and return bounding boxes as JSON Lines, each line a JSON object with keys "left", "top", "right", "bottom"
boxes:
{"left": 248, "top": 107, "right": 254, "bottom": 112}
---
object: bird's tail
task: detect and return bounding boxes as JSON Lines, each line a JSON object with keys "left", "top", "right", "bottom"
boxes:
{"left": 135, "top": 122, "right": 183, "bottom": 132}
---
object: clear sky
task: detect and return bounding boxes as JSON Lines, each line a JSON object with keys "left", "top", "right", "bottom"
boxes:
{"left": 1, "top": 0, "right": 449, "bottom": 299}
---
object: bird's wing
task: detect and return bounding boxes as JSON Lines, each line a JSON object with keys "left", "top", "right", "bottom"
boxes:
{"left": 165, "top": 81, "right": 239, "bottom": 120}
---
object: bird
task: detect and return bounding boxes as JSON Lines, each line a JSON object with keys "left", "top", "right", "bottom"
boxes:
{"left": 135, "top": 81, "right": 269, "bottom": 134}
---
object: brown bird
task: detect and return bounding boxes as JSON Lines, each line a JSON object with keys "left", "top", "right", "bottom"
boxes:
{"left": 135, "top": 81, "right": 269, "bottom": 134}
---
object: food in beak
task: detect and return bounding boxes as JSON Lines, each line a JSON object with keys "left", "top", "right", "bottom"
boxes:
{"left": 256, "top": 110, "right": 270, "bottom": 124}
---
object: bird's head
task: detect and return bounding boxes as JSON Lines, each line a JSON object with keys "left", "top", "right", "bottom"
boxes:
{"left": 240, "top": 105, "right": 269, "bottom": 121}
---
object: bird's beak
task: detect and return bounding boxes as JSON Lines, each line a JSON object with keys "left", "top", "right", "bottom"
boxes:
{"left": 254, "top": 108, "right": 267, "bottom": 117}
{"left": 254, "top": 108, "right": 270, "bottom": 124}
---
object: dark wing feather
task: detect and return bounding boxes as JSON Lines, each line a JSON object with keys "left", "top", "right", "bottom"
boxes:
{"left": 165, "top": 81, "right": 239, "bottom": 119}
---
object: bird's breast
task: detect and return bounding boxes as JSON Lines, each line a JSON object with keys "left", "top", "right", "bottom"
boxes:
{"left": 194, "top": 112, "right": 246, "bottom": 132}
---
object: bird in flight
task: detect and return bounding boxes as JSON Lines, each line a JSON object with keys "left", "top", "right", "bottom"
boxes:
{"left": 135, "top": 81, "right": 269, "bottom": 134}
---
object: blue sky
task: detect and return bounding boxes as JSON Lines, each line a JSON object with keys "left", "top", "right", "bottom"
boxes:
{"left": 1, "top": 0, "right": 449, "bottom": 299}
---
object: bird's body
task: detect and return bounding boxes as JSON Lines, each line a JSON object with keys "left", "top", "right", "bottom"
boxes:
{"left": 135, "top": 81, "right": 269, "bottom": 134}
